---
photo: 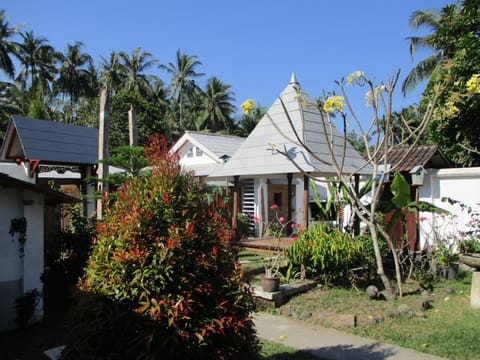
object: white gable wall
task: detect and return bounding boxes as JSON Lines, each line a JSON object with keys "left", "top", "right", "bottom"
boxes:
{"left": 177, "top": 142, "right": 220, "bottom": 166}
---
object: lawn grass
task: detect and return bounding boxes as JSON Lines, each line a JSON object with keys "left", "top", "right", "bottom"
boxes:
{"left": 238, "top": 249, "right": 479, "bottom": 359}
{"left": 283, "top": 270, "right": 479, "bottom": 359}
{"left": 260, "top": 339, "right": 319, "bottom": 359}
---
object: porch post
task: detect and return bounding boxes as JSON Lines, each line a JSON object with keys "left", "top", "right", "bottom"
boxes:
{"left": 287, "top": 173, "right": 293, "bottom": 234}
{"left": 232, "top": 175, "right": 240, "bottom": 241}
{"left": 353, "top": 174, "right": 360, "bottom": 236}
{"left": 303, "top": 174, "right": 309, "bottom": 228}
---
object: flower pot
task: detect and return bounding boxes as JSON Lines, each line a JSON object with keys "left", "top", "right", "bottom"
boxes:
{"left": 437, "top": 265, "right": 458, "bottom": 279}
{"left": 261, "top": 275, "right": 280, "bottom": 292}
{"left": 459, "top": 253, "right": 480, "bottom": 270}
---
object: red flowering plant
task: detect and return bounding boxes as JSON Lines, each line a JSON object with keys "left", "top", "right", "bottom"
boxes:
{"left": 62, "top": 134, "right": 259, "bottom": 360}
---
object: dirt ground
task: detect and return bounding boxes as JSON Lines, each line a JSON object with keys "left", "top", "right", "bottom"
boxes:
{"left": 0, "top": 306, "right": 69, "bottom": 360}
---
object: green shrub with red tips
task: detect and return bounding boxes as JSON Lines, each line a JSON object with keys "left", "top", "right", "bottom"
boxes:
{"left": 61, "top": 135, "right": 259, "bottom": 360}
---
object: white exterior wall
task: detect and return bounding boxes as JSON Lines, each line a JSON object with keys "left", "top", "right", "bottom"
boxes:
{"left": 0, "top": 165, "right": 45, "bottom": 330}
{"left": 0, "top": 187, "right": 24, "bottom": 331}
{"left": 418, "top": 168, "right": 480, "bottom": 250}
{"left": 22, "top": 190, "right": 44, "bottom": 323}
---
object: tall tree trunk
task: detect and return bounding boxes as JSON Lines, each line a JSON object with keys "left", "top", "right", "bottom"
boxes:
{"left": 97, "top": 88, "right": 110, "bottom": 220}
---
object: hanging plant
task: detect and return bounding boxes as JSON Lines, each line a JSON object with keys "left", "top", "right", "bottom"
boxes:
{"left": 9, "top": 217, "right": 27, "bottom": 257}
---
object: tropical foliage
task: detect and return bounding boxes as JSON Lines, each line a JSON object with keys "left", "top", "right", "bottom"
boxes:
{"left": 405, "top": 0, "right": 480, "bottom": 166}
{"left": 0, "top": 10, "right": 249, "bottom": 144}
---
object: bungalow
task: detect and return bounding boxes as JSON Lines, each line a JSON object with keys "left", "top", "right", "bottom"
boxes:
{"left": 208, "top": 74, "right": 370, "bottom": 238}
{"left": 170, "top": 130, "right": 245, "bottom": 184}
{"left": 0, "top": 116, "right": 98, "bottom": 331}
{"left": 0, "top": 171, "right": 78, "bottom": 331}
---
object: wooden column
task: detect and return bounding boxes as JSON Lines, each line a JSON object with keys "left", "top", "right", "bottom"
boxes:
{"left": 353, "top": 174, "right": 360, "bottom": 236}
{"left": 303, "top": 174, "right": 309, "bottom": 228}
{"left": 287, "top": 173, "right": 293, "bottom": 234}
{"left": 232, "top": 176, "right": 240, "bottom": 241}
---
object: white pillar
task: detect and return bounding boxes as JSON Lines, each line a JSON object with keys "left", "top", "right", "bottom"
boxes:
{"left": 471, "top": 272, "right": 480, "bottom": 309}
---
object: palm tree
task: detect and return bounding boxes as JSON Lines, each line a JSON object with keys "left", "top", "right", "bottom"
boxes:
{"left": 161, "top": 49, "right": 204, "bottom": 128}
{"left": 196, "top": 77, "right": 236, "bottom": 132}
{"left": 0, "top": 10, "right": 18, "bottom": 79}
{"left": 54, "top": 41, "right": 93, "bottom": 122}
{"left": 15, "top": 31, "right": 57, "bottom": 92}
{"left": 99, "top": 51, "right": 124, "bottom": 98}
{"left": 118, "top": 47, "right": 158, "bottom": 97}
{"left": 402, "top": 3, "right": 461, "bottom": 96}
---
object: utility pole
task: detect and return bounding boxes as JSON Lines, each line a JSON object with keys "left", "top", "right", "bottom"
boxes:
{"left": 128, "top": 105, "right": 138, "bottom": 146}
{"left": 97, "top": 88, "right": 110, "bottom": 220}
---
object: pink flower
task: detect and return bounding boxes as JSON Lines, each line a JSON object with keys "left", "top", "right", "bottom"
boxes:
{"left": 270, "top": 204, "right": 278, "bottom": 210}
{"left": 278, "top": 216, "right": 285, "bottom": 223}
{"left": 253, "top": 215, "right": 260, "bottom": 223}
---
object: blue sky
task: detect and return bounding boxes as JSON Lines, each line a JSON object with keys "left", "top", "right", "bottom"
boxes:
{"left": 3, "top": 0, "right": 453, "bottom": 119}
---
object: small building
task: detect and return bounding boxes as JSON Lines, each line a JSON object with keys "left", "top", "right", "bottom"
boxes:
{"left": 209, "top": 74, "right": 370, "bottom": 237}
{"left": 0, "top": 172, "right": 78, "bottom": 331}
{"left": 170, "top": 131, "right": 245, "bottom": 183}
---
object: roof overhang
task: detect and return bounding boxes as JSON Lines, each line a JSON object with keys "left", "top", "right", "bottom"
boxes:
{"left": 0, "top": 172, "right": 80, "bottom": 205}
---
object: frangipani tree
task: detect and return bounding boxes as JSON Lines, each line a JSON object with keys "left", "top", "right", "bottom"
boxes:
{"left": 268, "top": 71, "right": 441, "bottom": 298}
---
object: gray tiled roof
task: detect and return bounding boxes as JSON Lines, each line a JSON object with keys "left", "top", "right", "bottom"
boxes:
{"left": 209, "top": 75, "right": 369, "bottom": 179}
{"left": 173, "top": 131, "right": 245, "bottom": 160}
{"left": 0, "top": 116, "right": 98, "bottom": 165}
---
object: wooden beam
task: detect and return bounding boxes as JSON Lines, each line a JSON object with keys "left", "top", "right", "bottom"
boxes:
{"left": 287, "top": 173, "right": 293, "bottom": 234}
{"left": 29, "top": 159, "right": 40, "bottom": 178}
{"left": 232, "top": 176, "right": 240, "bottom": 241}
{"left": 303, "top": 174, "right": 309, "bottom": 228}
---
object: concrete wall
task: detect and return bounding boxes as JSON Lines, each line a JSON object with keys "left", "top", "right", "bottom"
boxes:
{"left": 0, "top": 187, "right": 25, "bottom": 331}
{"left": 0, "top": 166, "right": 45, "bottom": 331}
{"left": 419, "top": 167, "right": 480, "bottom": 250}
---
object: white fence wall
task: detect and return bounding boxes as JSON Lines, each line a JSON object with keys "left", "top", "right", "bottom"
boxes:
{"left": 418, "top": 167, "right": 480, "bottom": 250}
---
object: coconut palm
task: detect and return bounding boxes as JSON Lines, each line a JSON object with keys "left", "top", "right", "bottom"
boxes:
{"left": 196, "top": 77, "right": 236, "bottom": 132}
{"left": 161, "top": 49, "right": 204, "bottom": 128}
{"left": 99, "top": 51, "right": 124, "bottom": 98}
{"left": 54, "top": 41, "right": 94, "bottom": 122}
{"left": 0, "top": 10, "right": 18, "bottom": 79}
{"left": 118, "top": 47, "right": 158, "bottom": 97}
{"left": 15, "top": 31, "right": 57, "bottom": 92}
{"left": 402, "top": 3, "right": 461, "bottom": 96}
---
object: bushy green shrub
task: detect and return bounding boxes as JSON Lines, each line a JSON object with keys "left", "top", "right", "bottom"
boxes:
{"left": 285, "top": 223, "right": 364, "bottom": 278}
{"left": 61, "top": 135, "right": 259, "bottom": 360}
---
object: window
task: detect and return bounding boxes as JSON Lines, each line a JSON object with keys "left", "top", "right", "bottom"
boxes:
{"left": 187, "top": 147, "right": 193, "bottom": 158}
{"left": 195, "top": 147, "right": 203, "bottom": 156}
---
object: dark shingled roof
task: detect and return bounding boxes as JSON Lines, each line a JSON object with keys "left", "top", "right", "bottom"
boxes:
{"left": 0, "top": 116, "right": 98, "bottom": 165}
{"left": 381, "top": 144, "right": 451, "bottom": 172}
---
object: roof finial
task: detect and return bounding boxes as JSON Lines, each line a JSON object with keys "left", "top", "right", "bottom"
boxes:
{"left": 289, "top": 72, "right": 299, "bottom": 85}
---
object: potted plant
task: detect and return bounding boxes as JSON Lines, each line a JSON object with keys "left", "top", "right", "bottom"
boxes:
{"left": 255, "top": 204, "right": 291, "bottom": 292}
{"left": 434, "top": 246, "right": 459, "bottom": 279}
{"left": 261, "top": 250, "right": 282, "bottom": 292}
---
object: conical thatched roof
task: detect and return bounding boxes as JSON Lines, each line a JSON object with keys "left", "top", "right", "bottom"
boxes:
{"left": 209, "top": 74, "right": 369, "bottom": 179}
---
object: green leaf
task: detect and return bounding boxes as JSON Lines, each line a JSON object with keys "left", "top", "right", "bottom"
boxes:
{"left": 391, "top": 172, "right": 411, "bottom": 209}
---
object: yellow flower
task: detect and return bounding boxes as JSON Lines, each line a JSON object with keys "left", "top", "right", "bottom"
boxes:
{"left": 347, "top": 70, "right": 365, "bottom": 86}
{"left": 323, "top": 95, "right": 345, "bottom": 113}
{"left": 444, "top": 100, "right": 459, "bottom": 118}
{"left": 466, "top": 74, "right": 480, "bottom": 93}
{"left": 241, "top": 99, "right": 256, "bottom": 115}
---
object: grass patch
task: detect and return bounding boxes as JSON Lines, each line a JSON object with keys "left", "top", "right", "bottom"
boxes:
{"left": 284, "top": 271, "right": 479, "bottom": 359}
{"left": 260, "top": 339, "right": 319, "bottom": 359}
